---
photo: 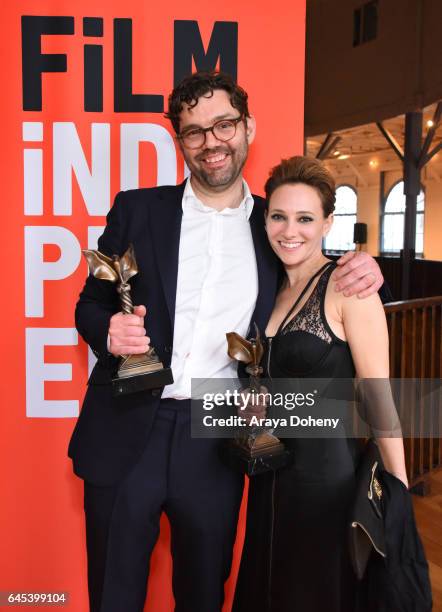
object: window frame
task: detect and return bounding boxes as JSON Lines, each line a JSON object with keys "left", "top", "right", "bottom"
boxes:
{"left": 379, "top": 179, "right": 425, "bottom": 258}
{"left": 324, "top": 183, "right": 358, "bottom": 255}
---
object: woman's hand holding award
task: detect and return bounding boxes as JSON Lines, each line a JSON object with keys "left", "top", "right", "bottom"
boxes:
{"left": 225, "top": 327, "right": 289, "bottom": 475}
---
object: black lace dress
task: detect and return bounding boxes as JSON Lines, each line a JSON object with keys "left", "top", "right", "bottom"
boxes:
{"left": 233, "top": 262, "right": 365, "bottom": 612}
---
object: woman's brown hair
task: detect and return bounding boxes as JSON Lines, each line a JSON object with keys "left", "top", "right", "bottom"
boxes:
{"left": 265, "top": 156, "right": 336, "bottom": 216}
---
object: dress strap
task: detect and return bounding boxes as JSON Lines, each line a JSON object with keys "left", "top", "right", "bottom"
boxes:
{"left": 317, "top": 261, "right": 337, "bottom": 308}
{"left": 276, "top": 261, "right": 334, "bottom": 336}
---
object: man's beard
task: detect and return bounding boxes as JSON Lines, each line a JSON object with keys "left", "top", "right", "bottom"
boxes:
{"left": 187, "top": 142, "right": 248, "bottom": 190}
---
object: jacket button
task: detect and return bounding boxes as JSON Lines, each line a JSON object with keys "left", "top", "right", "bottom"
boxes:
{"left": 164, "top": 345, "right": 172, "bottom": 353}
{"left": 151, "top": 389, "right": 161, "bottom": 397}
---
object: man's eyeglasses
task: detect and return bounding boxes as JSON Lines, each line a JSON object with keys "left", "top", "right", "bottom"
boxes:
{"left": 177, "top": 116, "right": 244, "bottom": 149}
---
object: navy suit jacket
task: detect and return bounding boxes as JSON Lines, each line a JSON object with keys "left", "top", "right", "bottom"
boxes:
{"left": 68, "top": 182, "right": 280, "bottom": 485}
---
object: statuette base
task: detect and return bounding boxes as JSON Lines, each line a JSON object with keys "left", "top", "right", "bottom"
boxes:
{"left": 112, "top": 352, "right": 173, "bottom": 396}
{"left": 223, "top": 435, "right": 291, "bottom": 476}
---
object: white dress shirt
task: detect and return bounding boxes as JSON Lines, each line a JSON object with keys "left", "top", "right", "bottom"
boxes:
{"left": 162, "top": 178, "right": 258, "bottom": 400}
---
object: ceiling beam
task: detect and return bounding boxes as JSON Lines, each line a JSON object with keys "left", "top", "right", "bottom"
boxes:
{"left": 324, "top": 136, "right": 342, "bottom": 159}
{"left": 418, "top": 101, "right": 442, "bottom": 168}
{"left": 316, "top": 133, "right": 333, "bottom": 159}
{"left": 376, "top": 122, "right": 404, "bottom": 162}
{"left": 316, "top": 134, "right": 342, "bottom": 160}
{"left": 420, "top": 139, "right": 442, "bottom": 168}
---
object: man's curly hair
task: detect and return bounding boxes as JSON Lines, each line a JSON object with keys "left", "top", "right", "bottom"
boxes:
{"left": 165, "top": 71, "right": 250, "bottom": 134}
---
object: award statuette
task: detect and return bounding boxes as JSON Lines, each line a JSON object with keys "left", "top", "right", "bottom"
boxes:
{"left": 225, "top": 327, "right": 290, "bottom": 475}
{"left": 83, "top": 244, "right": 173, "bottom": 396}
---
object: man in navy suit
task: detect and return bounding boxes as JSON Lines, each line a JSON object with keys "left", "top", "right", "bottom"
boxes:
{"left": 69, "top": 71, "right": 384, "bottom": 612}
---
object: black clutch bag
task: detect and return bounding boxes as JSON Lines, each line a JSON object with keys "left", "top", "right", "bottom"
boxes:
{"left": 349, "top": 439, "right": 387, "bottom": 580}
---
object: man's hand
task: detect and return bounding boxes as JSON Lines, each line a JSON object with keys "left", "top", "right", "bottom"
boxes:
{"left": 334, "top": 251, "right": 384, "bottom": 298}
{"left": 108, "top": 305, "right": 150, "bottom": 356}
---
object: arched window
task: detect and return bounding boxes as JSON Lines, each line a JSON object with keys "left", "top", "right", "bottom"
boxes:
{"left": 380, "top": 181, "right": 425, "bottom": 255}
{"left": 324, "top": 185, "right": 357, "bottom": 252}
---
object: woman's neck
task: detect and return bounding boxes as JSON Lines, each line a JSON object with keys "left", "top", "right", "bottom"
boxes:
{"left": 284, "top": 251, "right": 330, "bottom": 288}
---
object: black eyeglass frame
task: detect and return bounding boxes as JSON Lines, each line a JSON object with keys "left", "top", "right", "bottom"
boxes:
{"left": 176, "top": 115, "right": 244, "bottom": 149}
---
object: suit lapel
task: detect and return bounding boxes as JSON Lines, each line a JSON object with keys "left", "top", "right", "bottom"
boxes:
{"left": 150, "top": 182, "right": 185, "bottom": 329}
{"left": 249, "top": 197, "right": 280, "bottom": 334}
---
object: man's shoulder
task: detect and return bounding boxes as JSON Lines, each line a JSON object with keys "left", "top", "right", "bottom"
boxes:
{"left": 251, "top": 193, "right": 266, "bottom": 217}
{"left": 251, "top": 193, "right": 266, "bottom": 207}
{"left": 116, "top": 183, "right": 185, "bottom": 204}
{"left": 110, "top": 183, "right": 185, "bottom": 219}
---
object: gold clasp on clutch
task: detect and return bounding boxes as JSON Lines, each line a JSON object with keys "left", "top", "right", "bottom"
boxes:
{"left": 368, "top": 461, "right": 383, "bottom": 518}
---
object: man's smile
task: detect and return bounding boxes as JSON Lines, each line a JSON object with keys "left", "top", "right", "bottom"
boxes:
{"left": 203, "top": 153, "right": 228, "bottom": 164}
{"left": 197, "top": 149, "right": 231, "bottom": 170}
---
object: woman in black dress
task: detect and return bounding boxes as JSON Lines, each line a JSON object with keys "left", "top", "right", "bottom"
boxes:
{"left": 233, "top": 156, "right": 408, "bottom": 612}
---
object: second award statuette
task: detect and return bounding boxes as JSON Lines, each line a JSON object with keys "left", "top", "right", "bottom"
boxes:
{"left": 83, "top": 244, "right": 173, "bottom": 396}
{"left": 225, "top": 327, "right": 290, "bottom": 475}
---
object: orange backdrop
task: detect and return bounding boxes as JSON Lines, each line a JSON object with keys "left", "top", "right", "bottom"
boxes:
{"left": 0, "top": 1, "right": 305, "bottom": 610}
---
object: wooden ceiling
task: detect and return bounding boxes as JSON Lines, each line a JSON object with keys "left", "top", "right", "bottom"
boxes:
{"left": 306, "top": 103, "right": 442, "bottom": 186}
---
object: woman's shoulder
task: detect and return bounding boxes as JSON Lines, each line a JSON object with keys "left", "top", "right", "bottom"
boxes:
{"left": 330, "top": 282, "right": 386, "bottom": 345}
{"left": 325, "top": 263, "right": 383, "bottom": 314}
{"left": 339, "top": 287, "right": 384, "bottom": 315}
{"left": 322, "top": 264, "right": 385, "bottom": 341}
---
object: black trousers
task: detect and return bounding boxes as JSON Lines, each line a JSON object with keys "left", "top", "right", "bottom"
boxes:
{"left": 83, "top": 398, "right": 244, "bottom": 612}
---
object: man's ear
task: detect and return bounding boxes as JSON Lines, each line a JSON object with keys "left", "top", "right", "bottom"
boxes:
{"left": 245, "top": 115, "right": 256, "bottom": 145}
